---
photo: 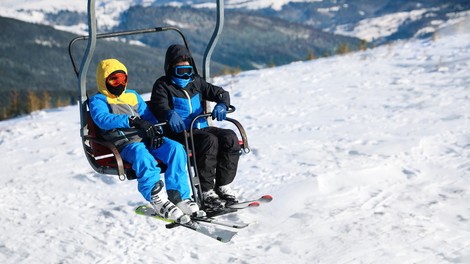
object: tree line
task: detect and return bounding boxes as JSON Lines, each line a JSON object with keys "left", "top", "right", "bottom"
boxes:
{"left": 0, "top": 90, "right": 75, "bottom": 121}
{"left": 219, "top": 39, "right": 369, "bottom": 75}
{"left": 0, "top": 38, "right": 368, "bottom": 121}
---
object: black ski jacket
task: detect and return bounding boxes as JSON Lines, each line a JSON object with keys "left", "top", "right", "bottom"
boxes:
{"left": 150, "top": 44, "right": 230, "bottom": 130}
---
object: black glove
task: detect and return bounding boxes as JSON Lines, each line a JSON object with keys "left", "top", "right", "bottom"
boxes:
{"left": 129, "top": 116, "right": 165, "bottom": 149}
{"left": 149, "top": 131, "right": 164, "bottom": 149}
{"left": 129, "top": 116, "right": 161, "bottom": 138}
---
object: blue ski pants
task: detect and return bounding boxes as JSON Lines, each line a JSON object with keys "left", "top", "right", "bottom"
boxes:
{"left": 120, "top": 138, "right": 191, "bottom": 202}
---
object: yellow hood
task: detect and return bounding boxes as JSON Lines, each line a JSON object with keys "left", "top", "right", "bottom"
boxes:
{"left": 96, "top": 58, "right": 128, "bottom": 96}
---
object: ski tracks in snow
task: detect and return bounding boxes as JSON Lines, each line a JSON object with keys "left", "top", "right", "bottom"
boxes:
{"left": 0, "top": 31, "right": 469, "bottom": 263}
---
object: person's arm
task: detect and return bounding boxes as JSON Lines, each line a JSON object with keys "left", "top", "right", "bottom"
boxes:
{"left": 89, "top": 94, "right": 130, "bottom": 130}
{"left": 197, "top": 76, "right": 231, "bottom": 107}
{"left": 130, "top": 90, "right": 158, "bottom": 124}
{"left": 150, "top": 78, "right": 186, "bottom": 133}
{"left": 150, "top": 78, "right": 172, "bottom": 122}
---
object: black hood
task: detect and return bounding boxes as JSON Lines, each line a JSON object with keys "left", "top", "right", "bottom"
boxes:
{"left": 164, "top": 44, "right": 194, "bottom": 76}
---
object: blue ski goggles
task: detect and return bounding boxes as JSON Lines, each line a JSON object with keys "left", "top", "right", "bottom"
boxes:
{"left": 173, "top": 65, "right": 194, "bottom": 78}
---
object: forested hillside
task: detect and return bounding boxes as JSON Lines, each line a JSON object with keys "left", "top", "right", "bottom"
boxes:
{"left": 0, "top": 17, "right": 190, "bottom": 119}
{"left": 1, "top": 11, "right": 362, "bottom": 120}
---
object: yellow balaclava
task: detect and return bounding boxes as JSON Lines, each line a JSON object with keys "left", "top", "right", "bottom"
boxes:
{"left": 96, "top": 58, "right": 128, "bottom": 97}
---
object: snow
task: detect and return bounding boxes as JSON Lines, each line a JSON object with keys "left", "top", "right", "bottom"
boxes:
{"left": 0, "top": 0, "right": 309, "bottom": 34}
{"left": 1, "top": 21, "right": 470, "bottom": 264}
{"left": 225, "top": 0, "right": 322, "bottom": 11}
{"left": 0, "top": 0, "right": 137, "bottom": 32}
{"left": 334, "top": 9, "right": 470, "bottom": 42}
{"left": 1, "top": 0, "right": 463, "bottom": 42}
{"left": 334, "top": 9, "right": 430, "bottom": 42}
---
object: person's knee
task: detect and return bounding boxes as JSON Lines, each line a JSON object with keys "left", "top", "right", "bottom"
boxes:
{"left": 157, "top": 139, "right": 186, "bottom": 161}
{"left": 197, "top": 133, "right": 219, "bottom": 152}
{"left": 122, "top": 142, "right": 148, "bottom": 161}
{"left": 222, "top": 130, "right": 241, "bottom": 151}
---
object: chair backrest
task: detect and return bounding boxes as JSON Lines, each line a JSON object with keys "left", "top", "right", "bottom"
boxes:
{"left": 85, "top": 111, "right": 135, "bottom": 179}
{"left": 86, "top": 111, "right": 112, "bottom": 157}
{"left": 85, "top": 109, "right": 166, "bottom": 180}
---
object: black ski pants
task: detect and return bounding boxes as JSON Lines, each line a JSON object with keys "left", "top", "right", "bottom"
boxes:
{"left": 168, "top": 127, "right": 241, "bottom": 192}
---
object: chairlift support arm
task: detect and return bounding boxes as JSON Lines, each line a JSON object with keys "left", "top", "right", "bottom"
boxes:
{"left": 69, "top": 27, "right": 190, "bottom": 77}
{"left": 203, "top": 0, "right": 224, "bottom": 80}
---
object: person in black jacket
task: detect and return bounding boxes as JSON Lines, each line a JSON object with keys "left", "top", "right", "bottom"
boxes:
{"left": 150, "top": 44, "right": 241, "bottom": 209}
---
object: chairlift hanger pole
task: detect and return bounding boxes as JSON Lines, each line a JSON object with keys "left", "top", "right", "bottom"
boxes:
{"left": 203, "top": 0, "right": 224, "bottom": 81}
{"left": 78, "top": 0, "right": 97, "bottom": 139}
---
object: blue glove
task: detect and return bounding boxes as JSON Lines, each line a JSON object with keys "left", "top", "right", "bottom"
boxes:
{"left": 167, "top": 110, "right": 186, "bottom": 133}
{"left": 211, "top": 103, "right": 227, "bottom": 121}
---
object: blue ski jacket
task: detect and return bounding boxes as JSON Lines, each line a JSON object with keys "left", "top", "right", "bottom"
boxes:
{"left": 150, "top": 44, "right": 231, "bottom": 131}
{"left": 89, "top": 59, "right": 158, "bottom": 151}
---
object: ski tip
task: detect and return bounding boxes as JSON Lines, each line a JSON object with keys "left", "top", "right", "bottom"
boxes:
{"left": 217, "top": 237, "right": 232, "bottom": 243}
{"left": 248, "top": 201, "right": 260, "bottom": 207}
{"left": 135, "top": 205, "right": 147, "bottom": 214}
{"left": 217, "top": 232, "right": 237, "bottom": 243}
{"left": 261, "top": 195, "right": 273, "bottom": 201}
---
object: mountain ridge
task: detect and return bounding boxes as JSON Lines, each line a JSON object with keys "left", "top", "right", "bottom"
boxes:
{"left": 1, "top": 1, "right": 470, "bottom": 119}
{"left": 0, "top": 13, "right": 360, "bottom": 119}
{"left": 3, "top": 0, "right": 469, "bottom": 44}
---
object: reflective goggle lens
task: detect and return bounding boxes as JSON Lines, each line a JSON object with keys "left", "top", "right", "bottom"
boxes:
{"left": 107, "top": 73, "right": 128, "bottom": 87}
{"left": 174, "top": 65, "right": 194, "bottom": 78}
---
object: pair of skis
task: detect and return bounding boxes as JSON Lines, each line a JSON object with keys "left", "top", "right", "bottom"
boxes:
{"left": 135, "top": 195, "right": 272, "bottom": 243}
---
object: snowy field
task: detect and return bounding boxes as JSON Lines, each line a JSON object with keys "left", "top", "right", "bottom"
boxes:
{"left": 1, "top": 25, "right": 470, "bottom": 263}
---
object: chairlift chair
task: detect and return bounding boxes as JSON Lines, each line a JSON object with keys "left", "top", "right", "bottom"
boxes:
{"left": 68, "top": 26, "right": 192, "bottom": 181}
{"left": 71, "top": 0, "right": 250, "bottom": 209}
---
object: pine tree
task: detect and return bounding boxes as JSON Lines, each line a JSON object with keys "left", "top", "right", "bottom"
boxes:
{"left": 337, "top": 43, "right": 351, "bottom": 55}
{"left": 10, "top": 90, "right": 20, "bottom": 117}
{"left": 359, "top": 39, "right": 368, "bottom": 51}
{"left": 41, "top": 91, "right": 51, "bottom": 109}
{"left": 307, "top": 49, "right": 315, "bottom": 60}
{"left": 26, "top": 91, "right": 41, "bottom": 113}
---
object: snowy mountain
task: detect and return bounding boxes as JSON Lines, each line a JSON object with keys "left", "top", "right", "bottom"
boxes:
{"left": 1, "top": 18, "right": 469, "bottom": 263}
{"left": 0, "top": 0, "right": 363, "bottom": 121}
{"left": 0, "top": 0, "right": 308, "bottom": 33}
{"left": 1, "top": 0, "right": 469, "bottom": 43}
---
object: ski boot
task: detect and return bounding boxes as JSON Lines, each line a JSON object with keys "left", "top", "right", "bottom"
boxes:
{"left": 177, "top": 199, "right": 206, "bottom": 217}
{"left": 203, "top": 189, "right": 225, "bottom": 210}
{"left": 150, "top": 181, "right": 190, "bottom": 224}
{"left": 216, "top": 184, "right": 239, "bottom": 206}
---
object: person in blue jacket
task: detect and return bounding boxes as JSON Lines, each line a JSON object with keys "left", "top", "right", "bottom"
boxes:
{"left": 89, "top": 58, "right": 205, "bottom": 223}
{"left": 150, "top": 44, "right": 241, "bottom": 209}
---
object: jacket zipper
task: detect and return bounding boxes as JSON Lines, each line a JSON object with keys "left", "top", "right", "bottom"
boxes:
{"left": 182, "top": 90, "right": 193, "bottom": 114}
{"left": 118, "top": 96, "right": 133, "bottom": 142}
{"left": 181, "top": 90, "right": 200, "bottom": 128}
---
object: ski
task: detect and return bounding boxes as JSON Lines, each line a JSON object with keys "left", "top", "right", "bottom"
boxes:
{"left": 204, "top": 207, "right": 238, "bottom": 218}
{"left": 135, "top": 205, "right": 237, "bottom": 243}
{"left": 192, "top": 216, "right": 249, "bottom": 229}
{"left": 225, "top": 194, "right": 273, "bottom": 209}
{"left": 205, "top": 195, "right": 273, "bottom": 218}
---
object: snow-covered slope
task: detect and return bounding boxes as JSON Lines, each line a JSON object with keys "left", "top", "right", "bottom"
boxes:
{"left": 1, "top": 21, "right": 469, "bottom": 263}
{"left": 0, "top": 0, "right": 140, "bottom": 32}
{"left": 334, "top": 9, "right": 470, "bottom": 42}
{"left": 3, "top": 0, "right": 466, "bottom": 41}
{"left": 0, "top": 0, "right": 331, "bottom": 36}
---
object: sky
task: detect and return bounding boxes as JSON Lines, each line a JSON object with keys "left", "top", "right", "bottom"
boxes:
{"left": 0, "top": 14, "right": 469, "bottom": 263}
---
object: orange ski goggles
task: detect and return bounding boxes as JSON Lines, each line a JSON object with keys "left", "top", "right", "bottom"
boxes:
{"left": 106, "top": 72, "right": 128, "bottom": 87}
